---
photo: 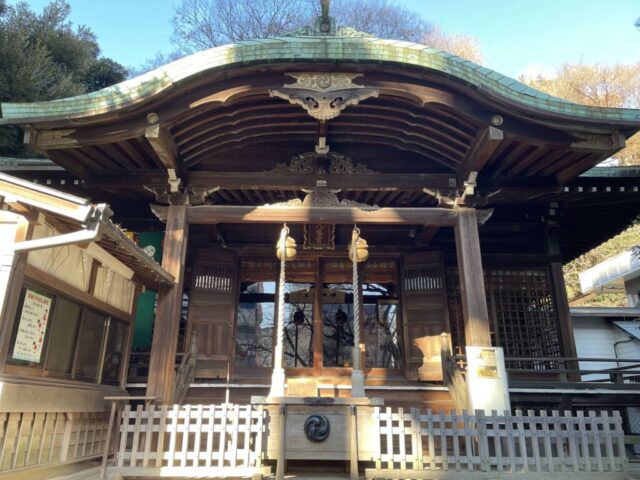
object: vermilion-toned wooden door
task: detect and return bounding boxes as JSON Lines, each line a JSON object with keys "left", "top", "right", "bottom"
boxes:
{"left": 401, "top": 252, "right": 450, "bottom": 381}
{"left": 187, "top": 249, "right": 239, "bottom": 379}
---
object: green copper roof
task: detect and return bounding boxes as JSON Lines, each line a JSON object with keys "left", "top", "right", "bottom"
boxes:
{"left": 2, "top": 35, "right": 640, "bottom": 124}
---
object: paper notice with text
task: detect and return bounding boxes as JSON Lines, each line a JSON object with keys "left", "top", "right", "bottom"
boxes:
{"left": 12, "top": 289, "right": 52, "bottom": 363}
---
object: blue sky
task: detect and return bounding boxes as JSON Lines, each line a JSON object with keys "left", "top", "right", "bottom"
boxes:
{"left": 17, "top": 0, "right": 640, "bottom": 78}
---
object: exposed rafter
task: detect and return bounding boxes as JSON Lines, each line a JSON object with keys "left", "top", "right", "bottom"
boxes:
{"left": 144, "top": 121, "right": 185, "bottom": 183}
{"left": 457, "top": 125, "right": 504, "bottom": 186}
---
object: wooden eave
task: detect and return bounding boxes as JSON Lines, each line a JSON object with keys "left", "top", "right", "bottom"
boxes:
{"left": 0, "top": 173, "right": 173, "bottom": 290}
{"left": 0, "top": 35, "right": 637, "bottom": 200}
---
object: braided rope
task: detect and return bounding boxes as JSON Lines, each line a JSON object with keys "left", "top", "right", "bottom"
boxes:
{"left": 274, "top": 225, "right": 288, "bottom": 370}
{"left": 351, "top": 228, "right": 360, "bottom": 371}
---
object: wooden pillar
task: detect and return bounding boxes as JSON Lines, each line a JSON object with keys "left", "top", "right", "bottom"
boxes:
{"left": 546, "top": 222, "right": 578, "bottom": 360}
{"left": 0, "top": 213, "right": 32, "bottom": 371}
{"left": 454, "top": 208, "right": 492, "bottom": 347}
{"left": 146, "top": 204, "right": 188, "bottom": 404}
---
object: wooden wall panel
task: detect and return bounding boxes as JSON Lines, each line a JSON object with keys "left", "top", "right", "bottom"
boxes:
{"left": 187, "top": 249, "right": 239, "bottom": 379}
{"left": 401, "top": 252, "right": 450, "bottom": 381}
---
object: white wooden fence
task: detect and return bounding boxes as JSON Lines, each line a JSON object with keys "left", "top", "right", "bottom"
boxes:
{"left": 0, "top": 411, "right": 109, "bottom": 472}
{"left": 367, "top": 408, "right": 628, "bottom": 479}
{"left": 110, "top": 403, "right": 269, "bottom": 478}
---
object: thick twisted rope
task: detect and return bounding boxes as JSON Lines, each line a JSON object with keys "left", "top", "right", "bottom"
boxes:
{"left": 351, "top": 228, "right": 361, "bottom": 371}
{"left": 274, "top": 225, "right": 288, "bottom": 370}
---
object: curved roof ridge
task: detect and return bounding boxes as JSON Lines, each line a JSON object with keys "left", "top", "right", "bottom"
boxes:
{"left": 2, "top": 35, "right": 639, "bottom": 124}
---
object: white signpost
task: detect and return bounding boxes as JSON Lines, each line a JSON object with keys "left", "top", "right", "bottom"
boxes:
{"left": 465, "top": 345, "right": 511, "bottom": 413}
{"left": 12, "top": 289, "right": 52, "bottom": 363}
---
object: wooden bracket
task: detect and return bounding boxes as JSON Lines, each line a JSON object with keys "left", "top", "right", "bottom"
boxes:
{"left": 457, "top": 125, "right": 504, "bottom": 187}
{"left": 145, "top": 121, "right": 186, "bottom": 179}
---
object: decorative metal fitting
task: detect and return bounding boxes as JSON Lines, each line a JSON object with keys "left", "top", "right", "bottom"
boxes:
{"left": 304, "top": 414, "right": 331, "bottom": 442}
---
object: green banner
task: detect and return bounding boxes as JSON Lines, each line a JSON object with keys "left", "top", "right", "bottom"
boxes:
{"left": 132, "top": 231, "right": 163, "bottom": 349}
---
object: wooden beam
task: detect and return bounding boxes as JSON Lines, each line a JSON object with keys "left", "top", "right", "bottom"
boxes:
{"left": 88, "top": 171, "right": 458, "bottom": 191}
{"left": 454, "top": 208, "right": 492, "bottom": 347}
{"left": 151, "top": 205, "right": 495, "bottom": 226}
{"left": 144, "top": 124, "right": 184, "bottom": 177}
{"left": 86, "top": 171, "right": 570, "bottom": 197}
{"left": 457, "top": 126, "right": 504, "bottom": 186}
{"left": 146, "top": 204, "right": 188, "bottom": 404}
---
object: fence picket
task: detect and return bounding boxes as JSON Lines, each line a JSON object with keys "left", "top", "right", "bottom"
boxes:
{"left": 463, "top": 410, "right": 473, "bottom": 471}
{"left": 410, "top": 408, "right": 423, "bottom": 470}
{"left": 515, "top": 410, "right": 528, "bottom": 472}
{"left": 24, "top": 412, "right": 38, "bottom": 468}
{"left": 527, "top": 410, "right": 541, "bottom": 473}
{"left": 565, "top": 410, "right": 579, "bottom": 473}
{"left": 142, "top": 406, "right": 154, "bottom": 467}
{"left": 205, "top": 406, "right": 214, "bottom": 468}
{"left": 491, "top": 410, "right": 503, "bottom": 473}
{"left": 242, "top": 405, "right": 251, "bottom": 468}
{"left": 601, "top": 411, "right": 615, "bottom": 471}
{"left": 451, "top": 411, "right": 461, "bottom": 472}
{"left": 384, "top": 407, "right": 392, "bottom": 469}
{"left": 540, "top": 410, "right": 553, "bottom": 474}
{"left": 439, "top": 410, "right": 448, "bottom": 471}
{"left": 154, "top": 405, "right": 167, "bottom": 468}
{"left": 588, "top": 410, "right": 603, "bottom": 472}
{"left": 36, "top": 413, "right": 50, "bottom": 465}
{"left": 505, "top": 411, "right": 516, "bottom": 473}
{"left": 398, "top": 408, "right": 406, "bottom": 471}
{"left": 180, "top": 405, "right": 191, "bottom": 468}
{"left": 612, "top": 411, "right": 626, "bottom": 472}
{"left": 193, "top": 405, "right": 203, "bottom": 467}
{"left": 426, "top": 409, "right": 436, "bottom": 470}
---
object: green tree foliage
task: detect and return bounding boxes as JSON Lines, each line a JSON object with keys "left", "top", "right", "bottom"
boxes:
{"left": 521, "top": 62, "right": 640, "bottom": 165}
{"left": 142, "top": 0, "right": 480, "bottom": 77}
{"left": 171, "top": 0, "right": 432, "bottom": 54}
{"left": 0, "top": 0, "right": 127, "bottom": 157}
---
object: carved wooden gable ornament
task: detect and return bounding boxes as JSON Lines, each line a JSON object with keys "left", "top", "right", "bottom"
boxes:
{"left": 270, "top": 73, "right": 379, "bottom": 121}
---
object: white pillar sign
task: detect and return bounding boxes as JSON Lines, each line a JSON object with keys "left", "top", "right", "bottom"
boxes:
{"left": 12, "top": 289, "right": 52, "bottom": 363}
{"left": 465, "top": 346, "right": 511, "bottom": 414}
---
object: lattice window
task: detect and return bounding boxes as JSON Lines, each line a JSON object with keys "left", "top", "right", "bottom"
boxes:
{"left": 447, "top": 267, "right": 561, "bottom": 361}
{"left": 194, "top": 265, "right": 233, "bottom": 291}
{"left": 404, "top": 264, "right": 444, "bottom": 293}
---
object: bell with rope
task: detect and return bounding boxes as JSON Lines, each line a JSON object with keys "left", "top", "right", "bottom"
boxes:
{"left": 348, "top": 226, "right": 368, "bottom": 263}
{"left": 276, "top": 225, "right": 297, "bottom": 261}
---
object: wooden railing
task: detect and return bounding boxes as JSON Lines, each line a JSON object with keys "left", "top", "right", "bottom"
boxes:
{"left": 503, "top": 357, "right": 640, "bottom": 383}
{"left": 0, "top": 411, "right": 109, "bottom": 472}
{"left": 451, "top": 355, "right": 640, "bottom": 384}
{"left": 366, "top": 407, "right": 628, "bottom": 478}
{"left": 106, "top": 403, "right": 270, "bottom": 478}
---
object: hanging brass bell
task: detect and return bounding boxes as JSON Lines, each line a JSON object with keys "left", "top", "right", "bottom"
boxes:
{"left": 348, "top": 227, "right": 368, "bottom": 263}
{"left": 276, "top": 228, "right": 297, "bottom": 261}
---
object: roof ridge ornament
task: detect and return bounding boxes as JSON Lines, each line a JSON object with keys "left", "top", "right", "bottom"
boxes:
{"left": 285, "top": 0, "right": 373, "bottom": 37}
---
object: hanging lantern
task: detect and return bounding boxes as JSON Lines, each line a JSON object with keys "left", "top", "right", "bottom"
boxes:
{"left": 292, "top": 308, "right": 306, "bottom": 326}
{"left": 348, "top": 226, "right": 368, "bottom": 263}
{"left": 335, "top": 308, "right": 348, "bottom": 327}
{"left": 276, "top": 225, "right": 297, "bottom": 261}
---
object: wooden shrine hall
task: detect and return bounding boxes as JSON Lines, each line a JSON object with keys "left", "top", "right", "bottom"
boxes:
{"left": 1, "top": 2, "right": 640, "bottom": 478}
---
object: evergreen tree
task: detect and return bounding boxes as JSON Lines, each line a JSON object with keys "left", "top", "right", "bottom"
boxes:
{"left": 0, "top": 1, "right": 127, "bottom": 157}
